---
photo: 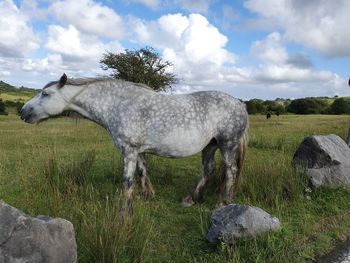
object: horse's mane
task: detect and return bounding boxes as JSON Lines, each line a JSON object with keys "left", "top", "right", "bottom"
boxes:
{"left": 43, "top": 77, "right": 155, "bottom": 91}
{"left": 67, "top": 77, "right": 109, "bottom": 86}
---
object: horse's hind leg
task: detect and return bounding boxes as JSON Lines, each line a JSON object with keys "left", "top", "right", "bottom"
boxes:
{"left": 137, "top": 154, "right": 155, "bottom": 199}
{"left": 218, "top": 142, "right": 239, "bottom": 205}
{"left": 182, "top": 140, "right": 217, "bottom": 207}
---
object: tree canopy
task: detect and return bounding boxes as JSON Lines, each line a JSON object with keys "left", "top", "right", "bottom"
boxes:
{"left": 287, "top": 98, "right": 328, "bottom": 114}
{"left": 328, "top": 98, "right": 350, "bottom": 114}
{"left": 100, "top": 47, "right": 177, "bottom": 92}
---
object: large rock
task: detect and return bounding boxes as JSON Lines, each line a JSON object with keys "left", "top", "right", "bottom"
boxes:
{"left": 207, "top": 204, "right": 280, "bottom": 244}
{"left": 292, "top": 134, "right": 350, "bottom": 188}
{"left": 0, "top": 200, "right": 77, "bottom": 263}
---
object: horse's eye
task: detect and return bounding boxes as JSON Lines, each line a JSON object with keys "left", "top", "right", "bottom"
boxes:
{"left": 41, "top": 91, "right": 49, "bottom": 97}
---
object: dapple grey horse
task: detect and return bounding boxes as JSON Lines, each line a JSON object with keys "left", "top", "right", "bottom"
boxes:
{"left": 21, "top": 74, "right": 248, "bottom": 210}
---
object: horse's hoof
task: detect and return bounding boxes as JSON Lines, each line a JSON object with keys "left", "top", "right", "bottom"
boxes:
{"left": 182, "top": 194, "right": 195, "bottom": 207}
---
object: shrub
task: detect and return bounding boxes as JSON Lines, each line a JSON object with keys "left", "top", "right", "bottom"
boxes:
{"left": 0, "top": 99, "right": 7, "bottom": 115}
{"left": 328, "top": 98, "right": 350, "bottom": 114}
{"left": 287, "top": 98, "right": 328, "bottom": 114}
{"left": 16, "top": 101, "right": 25, "bottom": 115}
{"left": 4, "top": 100, "right": 25, "bottom": 115}
{"left": 245, "top": 99, "right": 267, "bottom": 114}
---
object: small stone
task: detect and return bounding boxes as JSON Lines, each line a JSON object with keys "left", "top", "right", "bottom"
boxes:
{"left": 207, "top": 204, "right": 280, "bottom": 244}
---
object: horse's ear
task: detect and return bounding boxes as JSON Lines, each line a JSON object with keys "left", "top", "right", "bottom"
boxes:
{"left": 58, "top": 73, "right": 67, "bottom": 88}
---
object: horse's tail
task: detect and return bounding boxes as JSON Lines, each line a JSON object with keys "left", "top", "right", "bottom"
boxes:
{"left": 236, "top": 125, "right": 249, "bottom": 178}
{"left": 219, "top": 124, "right": 249, "bottom": 195}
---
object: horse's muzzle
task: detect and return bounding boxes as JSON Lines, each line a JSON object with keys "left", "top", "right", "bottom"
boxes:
{"left": 20, "top": 106, "right": 35, "bottom": 123}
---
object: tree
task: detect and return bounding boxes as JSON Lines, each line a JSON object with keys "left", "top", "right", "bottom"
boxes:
{"left": 328, "top": 98, "right": 350, "bottom": 114}
{"left": 245, "top": 99, "right": 266, "bottom": 114}
{"left": 287, "top": 98, "right": 328, "bottom": 114}
{"left": 100, "top": 47, "right": 177, "bottom": 92}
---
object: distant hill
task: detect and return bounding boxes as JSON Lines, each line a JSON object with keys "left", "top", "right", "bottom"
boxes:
{"left": 0, "top": 81, "right": 38, "bottom": 102}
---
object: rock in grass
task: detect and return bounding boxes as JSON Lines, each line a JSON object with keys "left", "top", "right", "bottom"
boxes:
{"left": 292, "top": 134, "right": 350, "bottom": 188}
{"left": 0, "top": 200, "right": 77, "bottom": 263}
{"left": 207, "top": 204, "right": 280, "bottom": 244}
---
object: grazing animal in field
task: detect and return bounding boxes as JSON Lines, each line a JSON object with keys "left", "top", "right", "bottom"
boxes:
{"left": 266, "top": 113, "right": 271, "bottom": 119}
{"left": 21, "top": 74, "right": 249, "bottom": 210}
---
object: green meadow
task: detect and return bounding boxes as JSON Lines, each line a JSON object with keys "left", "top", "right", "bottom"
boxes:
{"left": 1, "top": 113, "right": 350, "bottom": 262}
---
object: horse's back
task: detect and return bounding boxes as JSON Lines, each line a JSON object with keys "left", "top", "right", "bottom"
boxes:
{"left": 188, "top": 90, "right": 248, "bottom": 132}
{"left": 140, "top": 90, "right": 247, "bottom": 157}
{"left": 188, "top": 90, "right": 245, "bottom": 112}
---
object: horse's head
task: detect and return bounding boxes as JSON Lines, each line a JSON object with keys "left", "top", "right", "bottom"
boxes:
{"left": 21, "top": 74, "right": 70, "bottom": 123}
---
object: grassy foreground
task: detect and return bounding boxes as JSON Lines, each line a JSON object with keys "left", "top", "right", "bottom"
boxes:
{"left": 0, "top": 114, "right": 350, "bottom": 262}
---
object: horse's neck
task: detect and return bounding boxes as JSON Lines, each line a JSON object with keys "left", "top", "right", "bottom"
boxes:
{"left": 68, "top": 82, "right": 154, "bottom": 127}
{"left": 67, "top": 84, "right": 110, "bottom": 126}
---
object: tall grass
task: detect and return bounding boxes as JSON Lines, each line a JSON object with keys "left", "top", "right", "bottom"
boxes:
{"left": 1, "top": 114, "right": 350, "bottom": 262}
{"left": 15, "top": 145, "right": 156, "bottom": 263}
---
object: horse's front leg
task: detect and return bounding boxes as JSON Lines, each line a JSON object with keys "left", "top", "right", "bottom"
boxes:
{"left": 122, "top": 149, "right": 138, "bottom": 213}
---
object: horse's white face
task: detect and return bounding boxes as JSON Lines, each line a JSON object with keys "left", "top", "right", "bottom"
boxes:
{"left": 21, "top": 74, "right": 69, "bottom": 124}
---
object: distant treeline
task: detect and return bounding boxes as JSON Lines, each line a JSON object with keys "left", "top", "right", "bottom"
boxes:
{"left": 245, "top": 97, "right": 350, "bottom": 115}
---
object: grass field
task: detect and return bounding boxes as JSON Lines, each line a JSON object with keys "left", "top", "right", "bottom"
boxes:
{"left": 1, "top": 113, "right": 350, "bottom": 262}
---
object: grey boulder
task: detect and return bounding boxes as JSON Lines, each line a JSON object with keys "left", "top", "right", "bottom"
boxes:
{"left": 207, "top": 204, "right": 280, "bottom": 244}
{"left": 0, "top": 200, "right": 77, "bottom": 263}
{"left": 292, "top": 134, "right": 350, "bottom": 188}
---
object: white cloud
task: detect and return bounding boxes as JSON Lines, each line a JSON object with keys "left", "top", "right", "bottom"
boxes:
{"left": 128, "top": 0, "right": 213, "bottom": 12}
{"left": 0, "top": 0, "right": 124, "bottom": 89}
{"left": 245, "top": 0, "right": 350, "bottom": 57}
{"left": 50, "top": 0, "right": 124, "bottom": 40}
{"left": 251, "top": 32, "right": 333, "bottom": 83}
{"left": 251, "top": 32, "right": 288, "bottom": 64}
{"left": 254, "top": 65, "right": 333, "bottom": 84}
{"left": 0, "top": 70, "right": 10, "bottom": 77}
{"left": 0, "top": 0, "right": 39, "bottom": 57}
{"left": 129, "top": 0, "right": 161, "bottom": 9}
{"left": 249, "top": 32, "right": 347, "bottom": 97}
{"left": 22, "top": 54, "right": 64, "bottom": 73}
{"left": 220, "top": 5, "right": 240, "bottom": 31}
{"left": 131, "top": 13, "right": 237, "bottom": 86}
{"left": 46, "top": 25, "right": 101, "bottom": 61}
{"left": 129, "top": 12, "right": 348, "bottom": 98}
{"left": 10, "top": 24, "right": 123, "bottom": 82}
{"left": 19, "top": 0, "right": 48, "bottom": 21}
{"left": 175, "top": 0, "right": 213, "bottom": 13}
{"left": 45, "top": 24, "right": 122, "bottom": 65}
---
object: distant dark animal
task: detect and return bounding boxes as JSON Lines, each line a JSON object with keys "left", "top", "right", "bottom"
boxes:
{"left": 21, "top": 74, "right": 249, "bottom": 211}
{"left": 266, "top": 113, "right": 271, "bottom": 119}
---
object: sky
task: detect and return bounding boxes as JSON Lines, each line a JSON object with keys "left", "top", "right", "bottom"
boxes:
{"left": 0, "top": 0, "right": 350, "bottom": 100}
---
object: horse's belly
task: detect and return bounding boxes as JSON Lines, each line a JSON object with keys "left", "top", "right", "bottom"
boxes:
{"left": 153, "top": 128, "right": 213, "bottom": 157}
